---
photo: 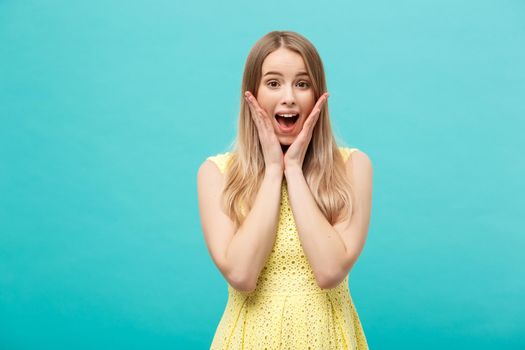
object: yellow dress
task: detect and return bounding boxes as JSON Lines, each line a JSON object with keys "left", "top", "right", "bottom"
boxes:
{"left": 207, "top": 146, "right": 369, "bottom": 350}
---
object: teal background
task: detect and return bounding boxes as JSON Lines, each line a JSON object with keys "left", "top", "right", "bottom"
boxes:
{"left": 1, "top": 0, "right": 524, "bottom": 349}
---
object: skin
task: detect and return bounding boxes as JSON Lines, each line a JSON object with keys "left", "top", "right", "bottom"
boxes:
{"left": 241, "top": 47, "right": 372, "bottom": 289}
{"left": 244, "top": 47, "right": 328, "bottom": 173}
{"left": 198, "top": 47, "right": 372, "bottom": 292}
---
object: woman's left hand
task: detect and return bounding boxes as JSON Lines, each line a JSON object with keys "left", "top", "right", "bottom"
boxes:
{"left": 284, "top": 92, "right": 329, "bottom": 171}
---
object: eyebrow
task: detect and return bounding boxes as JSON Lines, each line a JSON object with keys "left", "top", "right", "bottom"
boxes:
{"left": 263, "top": 71, "right": 310, "bottom": 77}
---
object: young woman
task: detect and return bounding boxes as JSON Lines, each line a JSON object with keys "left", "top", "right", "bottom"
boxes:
{"left": 197, "top": 30, "right": 373, "bottom": 349}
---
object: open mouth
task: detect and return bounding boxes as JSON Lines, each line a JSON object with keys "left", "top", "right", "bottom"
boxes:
{"left": 274, "top": 114, "right": 299, "bottom": 128}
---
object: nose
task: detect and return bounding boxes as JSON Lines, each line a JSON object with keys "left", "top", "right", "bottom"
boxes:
{"left": 280, "top": 85, "right": 296, "bottom": 106}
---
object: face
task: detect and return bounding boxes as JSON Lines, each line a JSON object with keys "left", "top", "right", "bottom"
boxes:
{"left": 256, "top": 47, "right": 315, "bottom": 146}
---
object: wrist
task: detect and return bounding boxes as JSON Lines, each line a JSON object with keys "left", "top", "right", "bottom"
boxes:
{"left": 264, "top": 165, "right": 284, "bottom": 178}
{"left": 284, "top": 164, "right": 303, "bottom": 178}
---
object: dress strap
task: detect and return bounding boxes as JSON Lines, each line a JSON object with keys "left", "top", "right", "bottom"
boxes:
{"left": 207, "top": 152, "right": 232, "bottom": 175}
{"left": 339, "top": 146, "right": 358, "bottom": 163}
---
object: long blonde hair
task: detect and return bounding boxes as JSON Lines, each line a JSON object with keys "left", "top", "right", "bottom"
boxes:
{"left": 222, "top": 30, "right": 355, "bottom": 230}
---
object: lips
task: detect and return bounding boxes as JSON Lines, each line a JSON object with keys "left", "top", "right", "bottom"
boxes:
{"left": 274, "top": 113, "right": 299, "bottom": 132}
{"left": 275, "top": 110, "right": 300, "bottom": 115}
{"left": 274, "top": 111, "right": 300, "bottom": 123}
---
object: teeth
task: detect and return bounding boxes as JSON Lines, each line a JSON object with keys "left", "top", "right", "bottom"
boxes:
{"left": 276, "top": 114, "right": 298, "bottom": 118}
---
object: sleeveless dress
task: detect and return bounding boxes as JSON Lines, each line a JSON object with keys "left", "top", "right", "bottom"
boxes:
{"left": 207, "top": 146, "right": 369, "bottom": 350}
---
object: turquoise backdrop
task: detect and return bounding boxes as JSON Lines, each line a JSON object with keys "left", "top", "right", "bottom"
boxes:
{"left": 1, "top": 0, "right": 524, "bottom": 349}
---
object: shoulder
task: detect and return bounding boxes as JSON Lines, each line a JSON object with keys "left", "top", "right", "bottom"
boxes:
{"left": 197, "top": 151, "right": 233, "bottom": 180}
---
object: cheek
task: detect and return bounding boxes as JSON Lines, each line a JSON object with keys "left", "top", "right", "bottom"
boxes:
{"left": 300, "top": 92, "right": 315, "bottom": 110}
{"left": 256, "top": 91, "right": 276, "bottom": 114}
{"left": 303, "top": 100, "right": 316, "bottom": 117}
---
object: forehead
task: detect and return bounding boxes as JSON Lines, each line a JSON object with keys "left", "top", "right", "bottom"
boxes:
{"left": 261, "top": 48, "right": 307, "bottom": 75}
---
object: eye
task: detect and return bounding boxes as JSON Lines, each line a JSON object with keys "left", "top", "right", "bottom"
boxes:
{"left": 297, "top": 81, "right": 310, "bottom": 88}
{"left": 267, "top": 80, "right": 279, "bottom": 88}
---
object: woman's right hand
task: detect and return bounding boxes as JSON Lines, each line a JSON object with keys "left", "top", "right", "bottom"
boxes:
{"left": 244, "top": 91, "right": 284, "bottom": 173}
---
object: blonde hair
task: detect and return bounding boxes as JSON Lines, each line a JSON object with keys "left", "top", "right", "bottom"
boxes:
{"left": 222, "top": 30, "right": 355, "bottom": 230}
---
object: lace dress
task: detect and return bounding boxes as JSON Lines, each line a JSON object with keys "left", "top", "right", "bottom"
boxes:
{"left": 207, "top": 146, "right": 368, "bottom": 350}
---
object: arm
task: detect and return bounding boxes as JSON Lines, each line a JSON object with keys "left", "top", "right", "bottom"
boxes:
{"left": 198, "top": 160, "right": 282, "bottom": 292}
{"left": 224, "top": 165, "right": 283, "bottom": 291}
{"left": 284, "top": 150, "right": 373, "bottom": 289}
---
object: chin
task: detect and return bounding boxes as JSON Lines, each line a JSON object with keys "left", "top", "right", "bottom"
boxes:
{"left": 278, "top": 137, "right": 295, "bottom": 146}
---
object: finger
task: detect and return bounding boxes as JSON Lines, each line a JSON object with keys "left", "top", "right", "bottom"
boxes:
{"left": 245, "top": 95, "right": 265, "bottom": 132}
{"left": 245, "top": 94, "right": 274, "bottom": 141}
{"left": 245, "top": 92, "right": 263, "bottom": 121}
{"left": 311, "top": 92, "right": 329, "bottom": 116}
{"left": 244, "top": 92, "right": 260, "bottom": 119}
{"left": 307, "top": 93, "right": 328, "bottom": 126}
{"left": 306, "top": 93, "right": 327, "bottom": 123}
{"left": 301, "top": 93, "right": 328, "bottom": 138}
{"left": 245, "top": 92, "right": 268, "bottom": 119}
{"left": 245, "top": 91, "right": 274, "bottom": 131}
